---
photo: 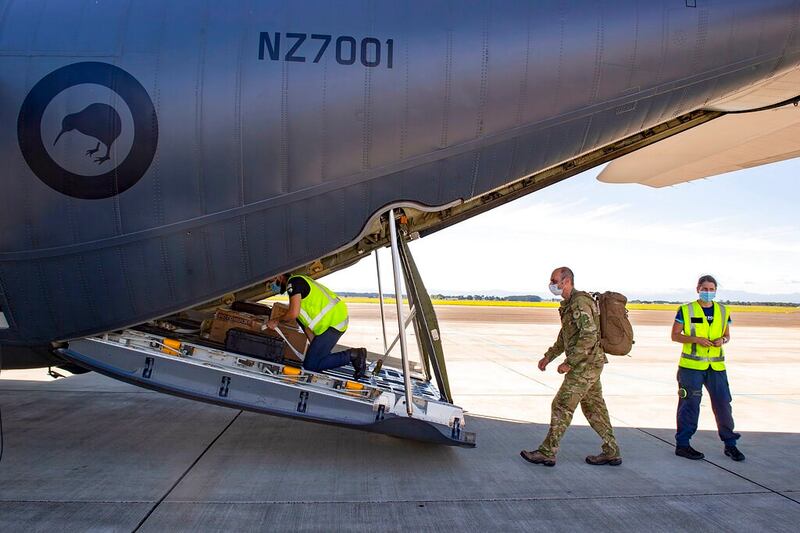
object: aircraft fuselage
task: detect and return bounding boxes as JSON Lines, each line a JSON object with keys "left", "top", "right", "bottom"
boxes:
{"left": 1, "top": 0, "right": 799, "bottom": 352}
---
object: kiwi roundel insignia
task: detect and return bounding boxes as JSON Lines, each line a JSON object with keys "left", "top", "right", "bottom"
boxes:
{"left": 17, "top": 61, "right": 158, "bottom": 200}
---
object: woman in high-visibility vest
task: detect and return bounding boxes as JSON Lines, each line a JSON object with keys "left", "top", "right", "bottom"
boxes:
{"left": 266, "top": 273, "right": 368, "bottom": 379}
{"left": 670, "top": 274, "right": 744, "bottom": 462}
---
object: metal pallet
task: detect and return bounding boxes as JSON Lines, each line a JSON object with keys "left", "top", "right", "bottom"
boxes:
{"left": 60, "top": 329, "right": 475, "bottom": 447}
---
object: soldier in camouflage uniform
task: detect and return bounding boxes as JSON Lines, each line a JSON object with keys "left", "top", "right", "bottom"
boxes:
{"left": 520, "top": 267, "right": 621, "bottom": 467}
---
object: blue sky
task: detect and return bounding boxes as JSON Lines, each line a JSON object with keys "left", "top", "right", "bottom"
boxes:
{"left": 327, "top": 160, "right": 800, "bottom": 302}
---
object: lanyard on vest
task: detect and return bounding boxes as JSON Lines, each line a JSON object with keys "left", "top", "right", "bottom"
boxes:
{"left": 682, "top": 302, "right": 726, "bottom": 363}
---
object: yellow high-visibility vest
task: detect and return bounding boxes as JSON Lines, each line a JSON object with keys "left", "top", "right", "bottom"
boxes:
{"left": 679, "top": 301, "right": 729, "bottom": 371}
{"left": 289, "top": 275, "right": 349, "bottom": 335}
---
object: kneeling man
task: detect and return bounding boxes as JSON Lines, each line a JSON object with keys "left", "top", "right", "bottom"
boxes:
{"left": 266, "top": 273, "right": 368, "bottom": 379}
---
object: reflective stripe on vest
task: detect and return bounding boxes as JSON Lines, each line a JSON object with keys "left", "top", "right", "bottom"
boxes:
{"left": 292, "top": 275, "right": 349, "bottom": 335}
{"left": 680, "top": 301, "right": 728, "bottom": 370}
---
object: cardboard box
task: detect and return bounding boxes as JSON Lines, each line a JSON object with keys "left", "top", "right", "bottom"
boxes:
{"left": 263, "top": 323, "right": 309, "bottom": 365}
{"left": 269, "top": 302, "right": 290, "bottom": 321}
{"left": 208, "top": 308, "right": 268, "bottom": 344}
{"left": 270, "top": 302, "right": 315, "bottom": 340}
{"left": 266, "top": 303, "right": 312, "bottom": 364}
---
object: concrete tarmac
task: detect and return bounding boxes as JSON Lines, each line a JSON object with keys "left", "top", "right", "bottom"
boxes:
{"left": 1, "top": 304, "right": 799, "bottom": 532}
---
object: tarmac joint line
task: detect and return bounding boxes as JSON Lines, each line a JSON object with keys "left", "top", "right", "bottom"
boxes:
{"left": 159, "top": 490, "right": 773, "bottom": 506}
{"left": 132, "top": 409, "right": 243, "bottom": 531}
{"left": 634, "top": 427, "right": 800, "bottom": 506}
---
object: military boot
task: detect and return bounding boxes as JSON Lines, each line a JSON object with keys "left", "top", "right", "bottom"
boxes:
{"left": 519, "top": 450, "right": 556, "bottom": 467}
{"left": 585, "top": 453, "right": 622, "bottom": 466}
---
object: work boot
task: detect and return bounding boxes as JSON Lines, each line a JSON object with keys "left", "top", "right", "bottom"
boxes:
{"left": 675, "top": 445, "right": 705, "bottom": 460}
{"left": 350, "top": 348, "right": 367, "bottom": 380}
{"left": 519, "top": 450, "right": 556, "bottom": 467}
{"left": 725, "top": 445, "right": 746, "bottom": 462}
{"left": 585, "top": 453, "right": 622, "bottom": 466}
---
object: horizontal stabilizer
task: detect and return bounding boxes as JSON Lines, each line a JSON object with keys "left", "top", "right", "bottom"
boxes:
{"left": 598, "top": 104, "right": 800, "bottom": 187}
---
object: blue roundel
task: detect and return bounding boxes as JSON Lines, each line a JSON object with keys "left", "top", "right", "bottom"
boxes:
{"left": 18, "top": 62, "right": 158, "bottom": 200}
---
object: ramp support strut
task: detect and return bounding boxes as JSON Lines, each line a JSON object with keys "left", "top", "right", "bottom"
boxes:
{"left": 375, "top": 249, "right": 389, "bottom": 353}
{"left": 388, "top": 209, "right": 414, "bottom": 416}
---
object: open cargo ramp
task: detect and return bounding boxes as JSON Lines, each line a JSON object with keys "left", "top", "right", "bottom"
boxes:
{"left": 60, "top": 330, "right": 473, "bottom": 446}
{"left": 59, "top": 210, "right": 474, "bottom": 447}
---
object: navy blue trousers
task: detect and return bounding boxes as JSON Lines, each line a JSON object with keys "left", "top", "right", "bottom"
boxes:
{"left": 302, "top": 328, "right": 354, "bottom": 372}
{"left": 676, "top": 367, "right": 740, "bottom": 447}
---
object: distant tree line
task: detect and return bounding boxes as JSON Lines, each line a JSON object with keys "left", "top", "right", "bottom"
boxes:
{"left": 631, "top": 300, "right": 799, "bottom": 307}
{"left": 340, "top": 292, "right": 542, "bottom": 302}
{"left": 431, "top": 294, "right": 543, "bottom": 302}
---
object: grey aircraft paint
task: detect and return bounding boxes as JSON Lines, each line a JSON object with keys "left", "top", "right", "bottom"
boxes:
{"left": 2, "top": 0, "right": 800, "bottom": 352}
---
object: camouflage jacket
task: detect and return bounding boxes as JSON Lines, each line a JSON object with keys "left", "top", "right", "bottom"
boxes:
{"left": 543, "top": 290, "right": 607, "bottom": 368}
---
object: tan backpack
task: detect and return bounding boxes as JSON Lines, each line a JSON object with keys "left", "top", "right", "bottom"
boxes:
{"left": 593, "top": 292, "right": 634, "bottom": 356}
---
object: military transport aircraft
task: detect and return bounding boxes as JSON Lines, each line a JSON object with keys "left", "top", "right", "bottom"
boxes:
{"left": 2, "top": 0, "right": 800, "bottom": 444}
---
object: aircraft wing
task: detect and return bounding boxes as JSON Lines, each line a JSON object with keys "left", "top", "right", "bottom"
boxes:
{"left": 597, "top": 103, "right": 800, "bottom": 188}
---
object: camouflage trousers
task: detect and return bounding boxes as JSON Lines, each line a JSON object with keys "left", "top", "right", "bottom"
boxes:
{"left": 537, "top": 364, "right": 619, "bottom": 457}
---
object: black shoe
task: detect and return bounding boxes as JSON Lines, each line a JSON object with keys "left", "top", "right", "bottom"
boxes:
{"left": 351, "top": 348, "right": 367, "bottom": 380}
{"left": 675, "top": 445, "right": 705, "bottom": 460}
{"left": 725, "top": 445, "right": 745, "bottom": 462}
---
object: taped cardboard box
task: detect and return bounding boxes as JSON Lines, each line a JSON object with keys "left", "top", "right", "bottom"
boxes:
{"left": 209, "top": 308, "right": 267, "bottom": 344}
{"left": 270, "top": 302, "right": 316, "bottom": 341}
{"left": 269, "top": 302, "right": 291, "bottom": 321}
{"left": 267, "top": 302, "right": 311, "bottom": 364}
{"left": 263, "top": 324, "right": 308, "bottom": 365}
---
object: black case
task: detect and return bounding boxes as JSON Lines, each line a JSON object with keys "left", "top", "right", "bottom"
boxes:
{"left": 230, "top": 301, "right": 272, "bottom": 316}
{"left": 225, "top": 328, "right": 285, "bottom": 363}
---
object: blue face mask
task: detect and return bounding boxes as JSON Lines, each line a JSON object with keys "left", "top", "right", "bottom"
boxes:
{"left": 270, "top": 281, "right": 283, "bottom": 294}
{"left": 548, "top": 283, "right": 563, "bottom": 297}
{"left": 699, "top": 290, "right": 716, "bottom": 302}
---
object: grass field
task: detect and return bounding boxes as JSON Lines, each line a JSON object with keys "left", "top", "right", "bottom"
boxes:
{"left": 338, "top": 297, "right": 799, "bottom": 314}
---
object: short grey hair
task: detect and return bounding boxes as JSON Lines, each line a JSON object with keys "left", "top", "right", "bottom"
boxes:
{"left": 557, "top": 266, "right": 574, "bottom": 283}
